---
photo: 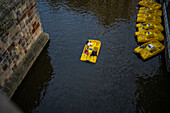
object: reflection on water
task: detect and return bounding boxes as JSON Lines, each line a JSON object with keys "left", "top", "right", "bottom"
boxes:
{"left": 12, "top": 0, "right": 170, "bottom": 113}
{"left": 47, "top": 0, "right": 137, "bottom": 27}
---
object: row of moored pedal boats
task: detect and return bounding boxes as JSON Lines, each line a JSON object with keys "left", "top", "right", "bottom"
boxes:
{"left": 134, "top": 0, "right": 165, "bottom": 60}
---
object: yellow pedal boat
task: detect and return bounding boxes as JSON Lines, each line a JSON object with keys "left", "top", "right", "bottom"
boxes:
{"left": 80, "top": 39, "right": 101, "bottom": 63}
{"left": 135, "top": 30, "right": 164, "bottom": 43}
{"left": 136, "top": 22, "right": 164, "bottom": 31}
{"left": 136, "top": 14, "right": 162, "bottom": 23}
{"left": 138, "top": 7, "right": 162, "bottom": 16}
{"left": 134, "top": 39, "right": 165, "bottom": 60}
{"left": 138, "top": 0, "right": 161, "bottom": 9}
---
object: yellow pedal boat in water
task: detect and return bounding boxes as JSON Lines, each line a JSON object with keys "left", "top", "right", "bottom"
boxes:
{"left": 136, "top": 22, "right": 164, "bottom": 31}
{"left": 138, "top": 7, "right": 162, "bottom": 16}
{"left": 135, "top": 29, "right": 164, "bottom": 43}
{"left": 80, "top": 39, "right": 101, "bottom": 63}
{"left": 138, "top": 0, "right": 161, "bottom": 9}
{"left": 134, "top": 39, "right": 165, "bottom": 60}
{"left": 136, "top": 14, "right": 162, "bottom": 23}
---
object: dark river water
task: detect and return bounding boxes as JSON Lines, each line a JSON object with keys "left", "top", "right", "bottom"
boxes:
{"left": 12, "top": 0, "right": 170, "bottom": 113}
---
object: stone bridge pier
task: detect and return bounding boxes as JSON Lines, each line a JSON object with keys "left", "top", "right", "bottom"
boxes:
{"left": 0, "top": 0, "right": 49, "bottom": 99}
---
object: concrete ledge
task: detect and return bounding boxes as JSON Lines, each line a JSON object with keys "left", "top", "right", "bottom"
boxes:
{"left": 1, "top": 32, "right": 49, "bottom": 99}
{"left": 162, "top": 1, "right": 170, "bottom": 72}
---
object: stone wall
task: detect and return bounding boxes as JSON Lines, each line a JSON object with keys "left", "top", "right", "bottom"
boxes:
{"left": 0, "top": 0, "right": 49, "bottom": 97}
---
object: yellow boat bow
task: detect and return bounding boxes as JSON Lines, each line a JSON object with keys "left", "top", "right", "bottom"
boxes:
{"left": 135, "top": 29, "right": 164, "bottom": 43}
{"left": 138, "top": 0, "right": 161, "bottom": 9}
{"left": 134, "top": 39, "right": 164, "bottom": 60}
{"left": 136, "top": 22, "right": 164, "bottom": 31}
{"left": 138, "top": 7, "right": 162, "bottom": 16}
{"left": 136, "top": 14, "right": 162, "bottom": 23}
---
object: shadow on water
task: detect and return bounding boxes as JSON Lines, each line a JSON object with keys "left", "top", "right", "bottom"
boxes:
{"left": 135, "top": 75, "right": 170, "bottom": 113}
{"left": 11, "top": 42, "right": 54, "bottom": 113}
{"left": 134, "top": 58, "right": 170, "bottom": 113}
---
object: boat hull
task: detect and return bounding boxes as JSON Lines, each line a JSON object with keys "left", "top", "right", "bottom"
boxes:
{"left": 136, "top": 15, "right": 162, "bottom": 23}
{"left": 80, "top": 39, "right": 101, "bottom": 63}
{"left": 135, "top": 30, "right": 164, "bottom": 43}
{"left": 138, "top": 7, "right": 162, "bottom": 16}
{"left": 134, "top": 39, "right": 165, "bottom": 60}
{"left": 138, "top": 0, "right": 161, "bottom": 9}
{"left": 136, "top": 22, "right": 164, "bottom": 31}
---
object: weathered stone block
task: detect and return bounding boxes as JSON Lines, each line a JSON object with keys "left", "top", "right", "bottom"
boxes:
{"left": 33, "top": 26, "right": 43, "bottom": 41}
{"left": 16, "top": 55, "right": 23, "bottom": 66}
{"left": 0, "top": 65, "right": 3, "bottom": 74}
{"left": 0, "top": 76, "right": 5, "bottom": 87}
{"left": 10, "top": 26, "right": 18, "bottom": 36}
{"left": 6, "top": 73, "right": 11, "bottom": 79}
{"left": 0, "top": 40, "right": 4, "bottom": 54}
{"left": 7, "top": 42, "right": 15, "bottom": 52}
{"left": 21, "top": 48, "right": 25, "bottom": 56}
